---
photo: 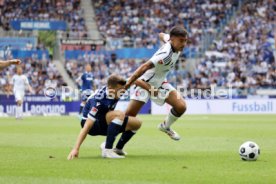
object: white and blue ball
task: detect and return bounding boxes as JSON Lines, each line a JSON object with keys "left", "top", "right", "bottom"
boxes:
{"left": 239, "top": 141, "right": 260, "bottom": 161}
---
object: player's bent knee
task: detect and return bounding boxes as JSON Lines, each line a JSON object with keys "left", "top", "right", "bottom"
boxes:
{"left": 175, "top": 101, "right": 187, "bottom": 115}
{"left": 113, "top": 110, "right": 125, "bottom": 121}
{"left": 117, "top": 111, "right": 125, "bottom": 121}
{"left": 135, "top": 117, "right": 142, "bottom": 129}
{"left": 106, "top": 110, "right": 125, "bottom": 123}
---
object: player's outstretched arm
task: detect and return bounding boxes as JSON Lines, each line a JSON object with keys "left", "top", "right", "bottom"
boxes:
{"left": 28, "top": 85, "right": 34, "bottom": 94}
{"left": 125, "top": 61, "right": 154, "bottom": 89}
{"left": 75, "top": 75, "right": 82, "bottom": 84}
{"left": 159, "top": 33, "right": 170, "bottom": 43}
{"left": 67, "top": 118, "right": 94, "bottom": 160}
{"left": 0, "top": 59, "right": 21, "bottom": 71}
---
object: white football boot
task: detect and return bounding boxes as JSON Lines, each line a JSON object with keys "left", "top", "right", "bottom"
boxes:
{"left": 101, "top": 142, "right": 127, "bottom": 156}
{"left": 158, "top": 122, "right": 181, "bottom": 141}
{"left": 100, "top": 142, "right": 125, "bottom": 159}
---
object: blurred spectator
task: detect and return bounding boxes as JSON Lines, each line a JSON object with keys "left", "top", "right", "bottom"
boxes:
{"left": 0, "top": 58, "right": 65, "bottom": 95}
{"left": 66, "top": 57, "right": 142, "bottom": 90}
{"left": 94, "top": 0, "right": 237, "bottom": 50}
{"left": 192, "top": 0, "right": 275, "bottom": 94}
{"left": 0, "top": 0, "right": 87, "bottom": 39}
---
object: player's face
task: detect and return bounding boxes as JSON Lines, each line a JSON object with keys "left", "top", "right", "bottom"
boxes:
{"left": 17, "top": 68, "right": 22, "bottom": 75}
{"left": 85, "top": 65, "right": 92, "bottom": 72}
{"left": 171, "top": 36, "right": 187, "bottom": 52}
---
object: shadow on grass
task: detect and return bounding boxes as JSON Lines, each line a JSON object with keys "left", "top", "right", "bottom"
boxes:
{"left": 78, "top": 154, "right": 191, "bottom": 161}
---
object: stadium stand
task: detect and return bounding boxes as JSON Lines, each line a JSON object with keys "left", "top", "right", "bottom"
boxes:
{"left": 64, "top": 0, "right": 275, "bottom": 96}
{"left": 0, "top": 57, "right": 66, "bottom": 95}
{"left": 0, "top": 0, "right": 87, "bottom": 39}
{"left": 66, "top": 57, "right": 142, "bottom": 90}
{"left": 93, "top": 0, "right": 240, "bottom": 53}
{"left": 193, "top": 0, "right": 275, "bottom": 95}
{"left": 0, "top": 0, "right": 274, "bottom": 97}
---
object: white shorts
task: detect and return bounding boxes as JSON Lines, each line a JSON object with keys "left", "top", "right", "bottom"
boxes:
{"left": 131, "top": 82, "right": 176, "bottom": 106}
{"left": 14, "top": 91, "right": 25, "bottom": 102}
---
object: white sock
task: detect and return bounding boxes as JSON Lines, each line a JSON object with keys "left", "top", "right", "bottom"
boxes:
{"left": 19, "top": 104, "right": 23, "bottom": 118}
{"left": 164, "top": 110, "right": 179, "bottom": 128}
{"left": 16, "top": 106, "right": 19, "bottom": 118}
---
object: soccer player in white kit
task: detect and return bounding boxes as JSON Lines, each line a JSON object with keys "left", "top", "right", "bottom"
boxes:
{"left": 11, "top": 66, "right": 33, "bottom": 119}
{"left": 115, "top": 26, "right": 188, "bottom": 149}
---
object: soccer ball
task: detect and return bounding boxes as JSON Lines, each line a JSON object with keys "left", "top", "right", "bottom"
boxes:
{"left": 239, "top": 141, "right": 260, "bottom": 161}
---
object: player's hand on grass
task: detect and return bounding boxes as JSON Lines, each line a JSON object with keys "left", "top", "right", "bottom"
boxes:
{"left": 67, "top": 149, "right": 79, "bottom": 160}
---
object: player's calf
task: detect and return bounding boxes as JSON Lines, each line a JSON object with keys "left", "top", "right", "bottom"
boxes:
{"left": 115, "top": 116, "right": 141, "bottom": 153}
{"left": 104, "top": 110, "right": 126, "bottom": 149}
{"left": 157, "top": 91, "right": 187, "bottom": 140}
{"left": 16, "top": 100, "right": 23, "bottom": 120}
{"left": 105, "top": 111, "right": 142, "bottom": 155}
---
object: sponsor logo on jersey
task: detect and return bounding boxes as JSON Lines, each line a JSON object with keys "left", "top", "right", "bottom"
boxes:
{"left": 90, "top": 107, "right": 98, "bottom": 116}
{"left": 135, "top": 90, "right": 140, "bottom": 96}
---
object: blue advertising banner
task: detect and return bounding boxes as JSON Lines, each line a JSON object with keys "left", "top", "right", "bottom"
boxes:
{"left": 0, "top": 37, "right": 36, "bottom": 50}
{"left": 0, "top": 95, "right": 151, "bottom": 115}
{"left": 10, "top": 20, "right": 67, "bottom": 30}
{"left": 64, "top": 47, "right": 193, "bottom": 60}
{"left": 0, "top": 95, "right": 78, "bottom": 115}
{"left": 11, "top": 50, "right": 49, "bottom": 59}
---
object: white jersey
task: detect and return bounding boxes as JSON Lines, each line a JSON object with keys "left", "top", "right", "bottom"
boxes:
{"left": 12, "top": 74, "right": 29, "bottom": 92}
{"left": 140, "top": 39, "right": 181, "bottom": 88}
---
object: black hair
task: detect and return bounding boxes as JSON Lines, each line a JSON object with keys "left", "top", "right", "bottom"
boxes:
{"left": 170, "top": 26, "right": 188, "bottom": 38}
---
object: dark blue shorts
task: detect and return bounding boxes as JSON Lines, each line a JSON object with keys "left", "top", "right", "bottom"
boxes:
{"left": 80, "top": 116, "right": 128, "bottom": 136}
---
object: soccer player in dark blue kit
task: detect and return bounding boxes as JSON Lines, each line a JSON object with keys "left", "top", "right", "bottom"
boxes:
{"left": 68, "top": 74, "right": 146, "bottom": 159}
{"left": 76, "top": 64, "right": 94, "bottom": 115}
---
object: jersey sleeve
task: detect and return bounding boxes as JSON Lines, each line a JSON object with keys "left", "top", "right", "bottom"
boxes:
{"left": 87, "top": 99, "right": 98, "bottom": 121}
{"left": 163, "top": 34, "right": 170, "bottom": 43}
{"left": 149, "top": 44, "right": 170, "bottom": 66}
{"left": 24, "top": 75, "right": 30, "bottom": 85}
{"left": 81, "top": 74, "right": 85, "bottom": 81}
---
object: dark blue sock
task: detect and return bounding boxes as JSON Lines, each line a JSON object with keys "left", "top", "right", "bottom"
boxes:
{"left": 105, "top": 122, "right": 122, "bottom": 149}
{"left": 116, "top": 130, "right": 136, "bottom": 150}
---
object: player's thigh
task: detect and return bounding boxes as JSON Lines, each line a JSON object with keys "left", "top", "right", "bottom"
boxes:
{"left": 125, "top": 116, "right": 142, "bottom": 131}
{"left": 105, "top": 110, "right": 125, "bottom": 124}
{"left": 80, "top": 119, "right": 105, "bottom": 136}
{"left": 165, "top": 90, "right": 187, "bottom": 114}
{"left": 15, "top": 91, "right": 24, "bottom": 105}
{"left": 125, "top": 100, "right": 145, "bottom": 117}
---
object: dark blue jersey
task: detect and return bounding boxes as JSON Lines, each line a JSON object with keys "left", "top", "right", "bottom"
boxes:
{"left": 81, "top": 72, "right": 93, "bottom": 91}
{"left": 82, "top": 86, "right": 119, "bottom": 122}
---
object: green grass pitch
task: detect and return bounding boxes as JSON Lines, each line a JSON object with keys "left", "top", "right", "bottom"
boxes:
{"left": 0, "top": 115, "right": 276, "bottom": 184}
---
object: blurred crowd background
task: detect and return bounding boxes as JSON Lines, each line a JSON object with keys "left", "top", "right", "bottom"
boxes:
{"left": 0, "top": 0, "right": 275, "bottom": 97}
